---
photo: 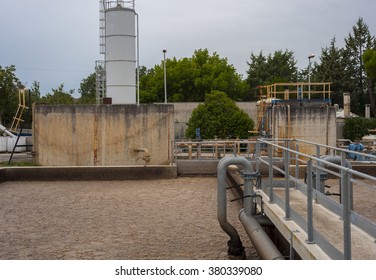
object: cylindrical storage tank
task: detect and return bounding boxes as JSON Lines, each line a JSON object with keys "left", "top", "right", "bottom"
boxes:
{"left": 7, "top": 137, "right": 26, "bottom": 153}
{"left": 105, "top": 2, "right": 136, "bottom": 104}
{"left": 0, "top": 137, "right": 7, "bottom": 152}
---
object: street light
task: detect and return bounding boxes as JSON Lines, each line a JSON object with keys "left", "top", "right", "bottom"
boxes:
{"left": 163, "top": 49, "right": 167, "bottom": 104}
{"left": 308, "top": 54, "right": 315, "bottom": 99}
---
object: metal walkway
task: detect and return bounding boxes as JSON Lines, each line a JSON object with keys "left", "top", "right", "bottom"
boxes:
{"left": 258, "top": 179, "right": 376, "bottom": 259}
{"left": 253, "top": 138, "right": 376, "bottom": 259}
{"left": 181, "top": 137, "right": 376, "bottom": 260}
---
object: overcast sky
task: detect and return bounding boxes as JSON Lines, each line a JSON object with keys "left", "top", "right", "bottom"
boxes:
{"left": 1, "top": 0, "right": 375, "bottom": 97}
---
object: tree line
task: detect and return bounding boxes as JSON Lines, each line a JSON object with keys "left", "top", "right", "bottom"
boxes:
{"left": 1, "top": 17, "right": 376, "bottom": 127}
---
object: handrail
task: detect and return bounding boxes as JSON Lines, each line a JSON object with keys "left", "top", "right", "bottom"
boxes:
{"left": 256, "top": 138, "right": 376, "bottom": 259}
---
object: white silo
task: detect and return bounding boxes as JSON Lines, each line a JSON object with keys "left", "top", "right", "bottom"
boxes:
{"left": 100, "top": 1, "right": 137, "bottom": 104}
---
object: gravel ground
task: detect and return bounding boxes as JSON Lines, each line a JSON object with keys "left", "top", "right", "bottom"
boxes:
{"left": 0, "top": 177, "right": 258, "bottom": 260}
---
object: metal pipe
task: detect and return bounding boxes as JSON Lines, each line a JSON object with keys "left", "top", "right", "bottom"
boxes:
{"left": 217, "top": 155, "right": 254, "bottom": 257}
{"left": 0, "top": 124, "right": 16, "bottom": 138}
{"left": 239, "top": 209, "right": 285, "bottom": 260}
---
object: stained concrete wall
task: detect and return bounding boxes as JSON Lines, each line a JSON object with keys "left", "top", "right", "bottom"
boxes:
{"left": 33, "top": 104, "right": 174, "bottom": 166}
{"left": 270, "top": 105, "right": 337, "bottom": 155}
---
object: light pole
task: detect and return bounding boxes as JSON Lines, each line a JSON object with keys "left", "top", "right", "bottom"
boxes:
{"left": 163, "top": 49, "right": 167, "bottom": 104}
{"left": 308, "top": 54, "right": 315, "bottom": 99}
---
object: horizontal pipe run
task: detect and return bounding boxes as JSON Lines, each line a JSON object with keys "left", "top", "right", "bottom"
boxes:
{"left": 239, "top": 209, "right": 285, "bottom": 260}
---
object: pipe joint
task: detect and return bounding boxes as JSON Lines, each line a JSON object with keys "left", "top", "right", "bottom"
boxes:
{"left": 241, "top": 170, "right": 260, "bottom": 180}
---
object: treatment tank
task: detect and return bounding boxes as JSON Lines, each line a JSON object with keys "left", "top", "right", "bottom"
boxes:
{"left": 102, "top": 1, "right": 136, "bottom": 104}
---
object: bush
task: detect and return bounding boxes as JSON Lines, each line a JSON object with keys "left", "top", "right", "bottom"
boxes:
{"left": 186, "top": 91, "right": 254, "bottom": 139}
{"left": 343, "top": 117, "right": 376, "bottom": 141}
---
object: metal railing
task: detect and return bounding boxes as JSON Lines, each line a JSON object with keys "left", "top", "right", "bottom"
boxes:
{"left": 100, "top": 0, "right": 135, "bottom": 10}
{"left": 173, "top": 139, "right": 258, "bottom": 161}
{"left": 256, "top": 138, "right": 376, "bottom": 260}
{"left": 173, "top": 138, "right": 376, "bottom": 259}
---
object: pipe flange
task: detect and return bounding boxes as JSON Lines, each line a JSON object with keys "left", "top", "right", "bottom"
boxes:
{"left": 240, "top": 170, "right": 260, "bottom": 180}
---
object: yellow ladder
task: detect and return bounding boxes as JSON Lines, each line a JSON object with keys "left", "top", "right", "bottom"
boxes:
{"left": 10, "top": 89, "right": 29, "bottom": 133}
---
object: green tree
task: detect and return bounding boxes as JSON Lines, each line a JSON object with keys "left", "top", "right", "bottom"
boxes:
{"left": 41, "top": 84, "right": 75, "bottom": 104}
{"left": 78, "top": 73, "right": 96, "bottom": 104}
{"left": 344, "top": 17, "right": 376, "bottom": 115}
{"left": 139, "top": 49, "right": 248, "bottom": 103}
{"left": 0, "top": 65, "right": 23, "bottom": 126}
{"left": 313, "top": 38, "right": 352, "bottom": 107}
{"left": 246, "top": 50, "right": 297, "bottom": 100}
{"left": 363, "top": 49, "right": 376, "bottom": 116}
{"left": 186, "top": 91, "right": 254, "bottom": 139}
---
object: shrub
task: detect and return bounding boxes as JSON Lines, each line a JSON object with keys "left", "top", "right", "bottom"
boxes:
{"left": 186, "top": 91, "right": 254, "bottom": 139}
{"left": 343, "top": 117, "right": 376, "bottom": 141}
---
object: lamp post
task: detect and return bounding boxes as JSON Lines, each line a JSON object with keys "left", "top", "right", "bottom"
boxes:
{"left": 308, "top": 54, "right": 315, "bottom": 99}
{"left": 163, "top": 49, "right": 167, "bottom": 104}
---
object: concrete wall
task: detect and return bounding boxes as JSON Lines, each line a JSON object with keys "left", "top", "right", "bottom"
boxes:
{"left": 33, "top": 104, "right": 174, "bottom": 166}
{"left": 173, "top": 102, "right": 257, "bottom": 139}
{"left": 270, "top": 105, "right": 337, "bottom": 155}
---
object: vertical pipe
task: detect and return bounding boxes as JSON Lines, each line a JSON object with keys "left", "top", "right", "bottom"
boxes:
{"left": 163, "top": 49, "right": 167, "bottom": 103}
{"left": 255, "top": 141, "right": 260, "bottom": 177}
{"left": 268, "top": 144, "right": 274, "bottom": 202}
{"left": 365, "top": 104, "right": 371, "bottom": 118}
{"left": 306, "top": 160, "right": 314, "bottom": 243}
{"left": 217, "top": 156, "right": 254, "bottom": 257}
{"left": 285, "top": 140, "right": 291, "bottom": 219}
{"left": 341, "top": 153, "right": 352, "bottom": 259}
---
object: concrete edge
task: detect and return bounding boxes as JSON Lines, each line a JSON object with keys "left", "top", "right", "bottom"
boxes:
{"left": 0, "top": 165, "right": 178, "bottom": 181}
{"left": 256, "top": 191, "right": 331, "bottom": 260}
{"left": 177, "top": 160, "right": 219, "bottom": 176}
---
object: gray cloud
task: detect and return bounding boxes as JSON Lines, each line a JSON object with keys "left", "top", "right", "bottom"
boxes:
{"left": 1, "top": 0, "right": 375, "bottom": 96}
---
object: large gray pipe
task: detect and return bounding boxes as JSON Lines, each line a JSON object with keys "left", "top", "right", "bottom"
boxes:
{"left": 239, "top": 210, "right": 285, "bottom": 260}
{"left": 217, "top": 155, "right": 254, "bottom": 257}
{"left": 218, "top": 155, "right": 284, "bottom": 259}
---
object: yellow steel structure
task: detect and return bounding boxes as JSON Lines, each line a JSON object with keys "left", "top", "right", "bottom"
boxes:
{"left": 254, "top": 82, "right": 332, "bottom": 133}
{"left": 10, "top": 89, "right": 29, "bottom": 133}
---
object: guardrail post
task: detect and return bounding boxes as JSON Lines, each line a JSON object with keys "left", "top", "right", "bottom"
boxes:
{"left": 255, "top": 141, "right": 260, "bottom": 174}
{"left": 268, "top": 143, "right": 274, "bottom": 203}
{"left": 284, "top": 140, "right": 291, "bottom": 219}
{"left": 341, "top": 152, "right": 352, "bottom": 260}
{"left": 295, "top": 142, "right": 299, "bottom": 179}
{"left": 316, "top": 145, "right": 321, "bottom": 191}
{"left": 306, "top": 160, "right": 314, "bottom": 243}
{"left": 197, "top": 143, "right": 202, "bottom": 160}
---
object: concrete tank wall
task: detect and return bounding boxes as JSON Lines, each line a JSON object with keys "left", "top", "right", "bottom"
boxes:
{"left": 33, "top": 104, "right": 174, "bottom": 166}
{"left": 270, "top": 106, "right": 337, "bottom": 155}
